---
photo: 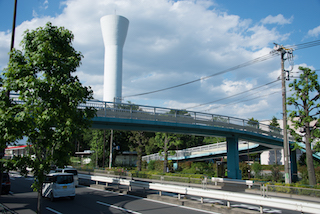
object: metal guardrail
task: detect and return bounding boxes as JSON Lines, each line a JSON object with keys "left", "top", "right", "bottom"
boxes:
{"left": 79, "top": 174, "right": 320, "bottom": 213}
{"left": 86, "top": 100, "right": 284, "bottom": 138}
{"left": 10, "top": 95, "right": 284, "bottom": 140}
{"left": 264, "top": 184, "right": 320, "bottom": 198}
{"left": 142, "top": 141, "right": 257, "bottom": 162}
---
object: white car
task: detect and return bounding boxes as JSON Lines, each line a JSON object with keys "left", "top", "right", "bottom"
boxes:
{"left": 56, "top": 167, "right": 79, "bottom": 187}
{"left": 42, "top": 173, "right": 75, "bottom": 201}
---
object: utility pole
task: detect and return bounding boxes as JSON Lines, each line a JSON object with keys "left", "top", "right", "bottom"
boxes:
{"left": 109, "top": 129, "right": 113, "bottom": 169}
{"left": 102, "top": 130, "right": 106, "bottom": 168}
{"left": 273, "top": 43, "right": 293, "bottom": 184}
{"left": 1, "top": 0, "right": 18, "bottom": 198}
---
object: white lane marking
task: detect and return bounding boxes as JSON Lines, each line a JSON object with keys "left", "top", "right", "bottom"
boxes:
{"left": 231, "top": 204, "right": 282, "bottom": 213}
{"left": 97, "top": 201, "right": 141, "bottom": 214}
{"left": 46, "top": 207, "right": 63, "bottom": 214}
{"left": 88, "top": 187, "right": 219, "bottom": 214}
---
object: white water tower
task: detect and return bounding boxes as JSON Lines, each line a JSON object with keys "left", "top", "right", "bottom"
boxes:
{"left": 100, "top": 15, "right": 129, "bottom": 103}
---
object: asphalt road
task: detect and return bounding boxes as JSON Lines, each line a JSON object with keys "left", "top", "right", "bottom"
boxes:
{"left": 1, "top": 172, "right": 220, "bottom": 214}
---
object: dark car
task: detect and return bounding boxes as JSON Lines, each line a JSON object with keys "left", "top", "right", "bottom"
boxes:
{"left": 1, "top": 172, "right": 11, "bottom": 194}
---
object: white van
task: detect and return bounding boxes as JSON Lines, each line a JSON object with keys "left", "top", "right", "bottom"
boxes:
{"left": 55, "top": 167, "right": 79, "bottom": 187}
{"left": 42, "top": 173, "right": 75, "bottom": 201}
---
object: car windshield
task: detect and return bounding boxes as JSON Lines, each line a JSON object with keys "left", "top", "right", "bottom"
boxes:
{"left": 64, "top": 169, "right": 77, "bottom": 175}
{"left": 55, "top": 175, "right": 73, "bottom": 184}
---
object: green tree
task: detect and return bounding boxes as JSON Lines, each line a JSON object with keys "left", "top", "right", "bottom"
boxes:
{"left": 129, "top": 131, "right": 154, "bottom": 171}
{"left": 87, "top": 129, "right": 131, "bottom": 168}
{"left": 175, "top": 134, "right": 204, "bottom": 149}
{"left": 247, "top": 117, "right": 259, "bottom": 128}
{"left": 167, "top": 109, "right": 190, "bottom": 116}
{"left": 202, "top": 136, "right": 225, "bottom": 145}
{"left": 151, "top": 132, "right": 181, "bottom": 173}
{"left": 87, "top": 130, "right": 107, "bottom": 167}
{"left": 287, "top": 66, "right": 320, "bottom": 186}
{"left": 269, "top": 116, "right": 280, "bottom": 132}
{"left": 2, "top": 22, "right": 95, "bottom": 213}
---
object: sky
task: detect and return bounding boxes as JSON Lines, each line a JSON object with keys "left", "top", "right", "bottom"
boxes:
{"left": 1, "top": 0, "right": 320, "bottom": 123}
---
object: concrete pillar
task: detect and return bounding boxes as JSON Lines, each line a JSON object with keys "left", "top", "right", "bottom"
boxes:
{"left": 226, "top": 136, "right": 241, "bottom": 179}
{"left": 291, "top": 149, "right": 298, "bottom": 182}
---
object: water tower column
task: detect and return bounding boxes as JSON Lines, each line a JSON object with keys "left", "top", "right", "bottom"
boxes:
{"left": 100, "top": 15, "right": 129, "bottom": 103}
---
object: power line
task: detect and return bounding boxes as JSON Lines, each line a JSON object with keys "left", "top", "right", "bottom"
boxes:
{"left": 186, "top": 79, "right": 280, "bottom": 109}
{"left": 203, "top": 89, "right": 281, "bottom": 112}
{"left": 124, "top": 39, "right": 320, "bottom": 99}
{"left": 123, "top": 52, "right": 279, "bottom": 98}
{"left": 287, "top": 40, "right": 320, "bottom": 51}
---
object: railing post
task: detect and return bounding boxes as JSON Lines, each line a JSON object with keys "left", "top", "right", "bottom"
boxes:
{"left": 194, "top": 112, "right": 196, "bottom": 125}
{"left": 130, "top": 105, "right": 132, "bottom": 119}
{"left": 175, "top": 110, "right": 177, "bottom": 123}
{"left": 154, "top": 107, "right": 156, "bottom": 121}
{"left": 104, "top": 102, "right": 107, "bottom": 117}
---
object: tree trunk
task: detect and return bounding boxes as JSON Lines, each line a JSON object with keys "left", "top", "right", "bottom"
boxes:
{"left": 163, "top": 138, "right": 168, "bottom": 174}
{"left": 305, "top": 123, "right": 316, "bottom": 185}
{"left": 137, "top": 142, "right": 142, "bottom": 171}
{"left": 37, "top": 187, "right": 42, "bottom": 214}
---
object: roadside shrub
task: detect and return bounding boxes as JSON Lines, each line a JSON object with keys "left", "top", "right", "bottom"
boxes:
{"left": 178, "top": 161, "right": 215, "bottom": 177}
{"left": 141, "top": 160, "right": 148, "bottom": 170}
{"left": 252, "top": 162, "right": 262, "bottom": 178}
{"left": 271, "top": 164, "right": 283, "bottom": 182}
{"left": 147, "top": 160, "right": 163, "bottom": 171}
{"left": 240, "top": 162, "right": 250, "bottom": 180}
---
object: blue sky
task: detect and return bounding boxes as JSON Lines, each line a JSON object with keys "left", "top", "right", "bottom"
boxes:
{"left": 1, "top": 0, "right": 320, "bottom": 122}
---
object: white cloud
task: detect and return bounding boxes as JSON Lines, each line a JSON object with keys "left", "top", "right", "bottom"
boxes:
{"left": 43, "top": 0, "right": 49, "bottom": 10}
{"left": 221, "top": 80, "right": 254, "bottom": 96}
{"left": 307, "top": 25, "right": 320, "bottom": 37}
{"left": 0, "top": 0, "right": 303, "bottom": 121}
{"left": 261, "top": 14, "right": 293, "bottom": 25}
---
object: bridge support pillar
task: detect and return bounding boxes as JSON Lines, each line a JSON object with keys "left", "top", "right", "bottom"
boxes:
{"left": 226, "top": 136, "right": 241, "bottom": 179}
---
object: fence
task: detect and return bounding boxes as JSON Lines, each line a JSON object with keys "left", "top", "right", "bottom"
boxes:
{"left": 79, "top": 173, "right": 320, "bottom": 213}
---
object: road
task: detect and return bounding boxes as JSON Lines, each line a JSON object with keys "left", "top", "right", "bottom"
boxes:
{"left": 1, "top": 172, "right": 220, "bottom": 214}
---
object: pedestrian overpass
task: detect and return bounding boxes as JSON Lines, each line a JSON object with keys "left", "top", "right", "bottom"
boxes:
{"left": 84, "top": 100, "right": 298, "bottom": 180}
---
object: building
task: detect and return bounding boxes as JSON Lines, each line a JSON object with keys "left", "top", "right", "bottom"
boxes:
{"left": 4, "top": 145, "right": 29, "bottom": 159}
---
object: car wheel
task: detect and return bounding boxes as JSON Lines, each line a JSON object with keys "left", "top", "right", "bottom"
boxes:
{"left": 50, "top": 192, "right": 55, "bottom": 202}
{"left": 70, "top": 196, "right": 75, "bottom": 200}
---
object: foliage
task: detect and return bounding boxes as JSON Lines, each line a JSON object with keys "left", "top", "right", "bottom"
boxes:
{"left": 265, "top": 182, "right": 320, "bottom": 197}
{"left": 151, "top": 132, "right": 182, "bottom": 173}
{"left": 239, "top": 162, "right": 250, "bottom": 179}
{"left": 287, "top": 66, "right": 320, "bottom": 185}
{"left": 85, "top": 129, "right": 131, "bottom": 168}
{"left": 147, "top": 160, "right": 163, "bottom": 171}
{"left": 167, "top": 109, "right": 190, "bottom": 116}
{"left": 129, "top": 131, "right": 154, "bottom": 171}
{"left": 176, "top": 134, "right": 205, "bottom": 149}
{"left": 269, "top": 116, "right": 281, "bottom": 132}
{"left": 2, "top": 22, "right": 95, "bottom": 212}
{"left": 178, "top": 161, "right": 215, "bottom": 177}
{"left": 270, "top": 164, "right": 283, "bottom": 182}
{"left": 247, "top": 117, "right": 259, "bottom": 128}
{"left": 202, "top": 136, "right": 225, "bottom": 145}
{"left": 251, "top": 162, "right": 262, "bottom": 178}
